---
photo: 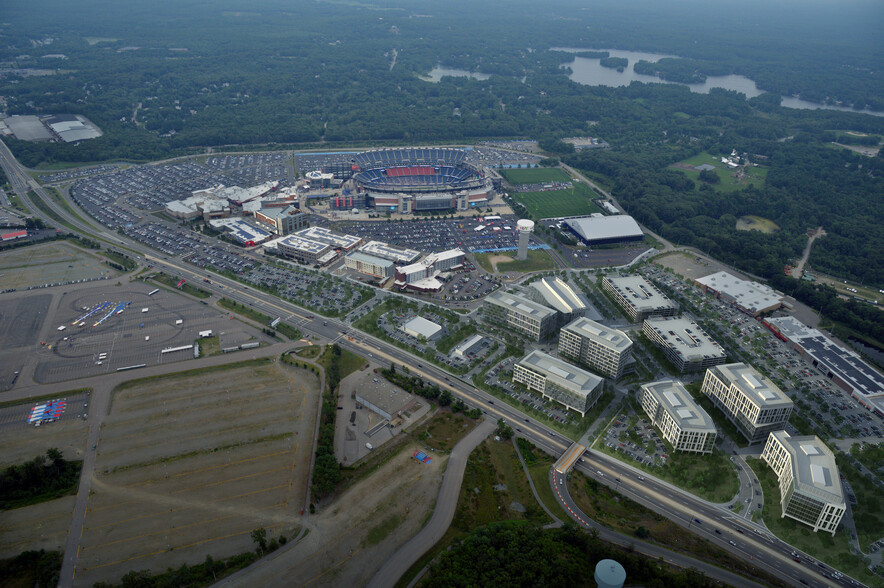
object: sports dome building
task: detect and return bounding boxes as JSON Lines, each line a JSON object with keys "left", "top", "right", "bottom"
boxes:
{"left": 349, "top": 147, "right": 493, "bottom": 213}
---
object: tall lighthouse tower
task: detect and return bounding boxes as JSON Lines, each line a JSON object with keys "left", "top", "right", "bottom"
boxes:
{"left": 516, "top": 219, "right": 534, "bottom": 260}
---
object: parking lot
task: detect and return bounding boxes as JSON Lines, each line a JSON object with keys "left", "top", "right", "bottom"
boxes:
{"left": 31, "top": 282, "right": 271, "bottom": 384}
{"left": 245, "top": 262, "right": 370, "bottom": 317}
{"left": 602, "top": 413, "right": 669, "bottom": 468}
{"left": 484, "top": 357, "right": 581, "bottom": 427}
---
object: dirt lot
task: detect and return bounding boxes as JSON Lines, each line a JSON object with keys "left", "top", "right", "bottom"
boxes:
{"left": 0, "top": 496, "right": 77, "bottom": 559}
{"left": 653, "top": 250, "right": 744, "bottom": 282}
{"left": 0, "top": 241, "right": 118, "bottom": 289}
{"left": 74, "top": 361, "right": 319, "bottom": 586}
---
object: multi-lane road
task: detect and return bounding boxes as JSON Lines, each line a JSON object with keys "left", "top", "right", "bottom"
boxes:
{"left": 0, "top": 140, "right": 866, "bottom": 587}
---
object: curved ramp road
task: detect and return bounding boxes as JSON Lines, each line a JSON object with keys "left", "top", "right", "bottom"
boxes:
{"left": 367, "top": 419, "right": 496, "bottom": 588}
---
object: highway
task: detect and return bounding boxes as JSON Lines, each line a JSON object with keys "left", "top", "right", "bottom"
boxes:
{"left": 0, "top": 142, "right": 865, "bottom": 588}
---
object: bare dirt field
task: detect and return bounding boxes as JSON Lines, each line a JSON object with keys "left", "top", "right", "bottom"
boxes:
{"left": 0, "top": 496, "right": 77, "bottom": 559}
{"left": 0, "top": 241, "right": 118, "bottom": 289}
{"left": 653, "top": 251, "right": 744, "bottom": 282}
{"left": 74, "top": 360, "right": 320, "bottom": 586}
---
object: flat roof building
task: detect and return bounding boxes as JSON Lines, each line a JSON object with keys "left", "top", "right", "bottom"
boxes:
{"left": 702, "top": 363, "right": 793, "bottom": 444}
{"left": 345, "top": 251, "right": 395, "bottom": 279}
{"left": 483, "top": 291, "right": 558, "bottom": 341}
{"left": 565, "top": 215, "right": 644, "bottom": 246}
{"left": 513, "top": 350, "right": 603, "bottom": 417}
{"left": 695, "top": 271, "right": 783, "bottom": 316}
{"left": 603, "top": 275, "right": 678, "bottom": 322}
{"left": 452, "top": 334, "right": 485, "bottom": 358}
{"left": 639, "top": 380, "right": 716, "bottom": 454}
{"left": 359, "top": 240, "right": 422, "bottom": 265}
{"left": 558, "top": 317, "right": 634, "bottom": 379}
{"left": 401, "top": 316, "right": 443, "bottom": 341}
{"left": 254, "top": 204, "right": 308, "bottom": 236}
{"left": 529, "top": 276, "right": 589, "bottom": 319}
{"left": 761, "top": 431, "right": 845, "bottom": 535}
{"left": 275, "top": 234, "right": 332, "bottom": 265}
{"left": 208, "top": 218, "right": 272, "bottom": 246}
{"left": 643, "top": 316, "right": 726, "bottom": 372}
{"left": 291, "top": 226, "right": 362, "bottom": 251}
{"left": 394, "top": 248, "right": 465, "bottom": 292}
{"left": 767, "top": 317, "right": 884, "bottom": 417}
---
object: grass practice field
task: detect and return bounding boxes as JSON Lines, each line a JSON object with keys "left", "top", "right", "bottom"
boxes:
{"left": 671, "top": 152, "right": 767, "bottom": 193}
{"left": 736, "top": 215, "right": 779, "bottom": 233}
{"left": 75, "top": 360, "right": 320, "bottom": 586}
{"left": 509, "top": 182, "right": 602, "bottom": 219}
{"left": 0, "top": 241, "right": 118, "bottom": 289}
{"left": 474, "top": 249, "right": 558, "bottom": 274}
{"left": 500, "top": 167, "right": 571, "bottom": 185}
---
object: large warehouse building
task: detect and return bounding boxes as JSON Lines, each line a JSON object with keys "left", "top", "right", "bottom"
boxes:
{"left": 564, "top": 215, "right": 644, "bottom": 246}
{"left": 695, "top": 271, "right": 784, "bottom": 316}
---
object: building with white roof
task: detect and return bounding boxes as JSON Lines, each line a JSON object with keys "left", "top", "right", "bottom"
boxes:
{"left": 529, "top": 277, "right": 589, "bottom": 319}
{"left": 452, "top": 334, "right": 485, "bottom": 358}
{"left": 761, "top": 431, "right": 845, "bottom": 535}
{"left": 642, "top": 316, "right": 726, "bottom": 372}
{"left": 767, "top": 316, "right": 884, "bottom": 417}
{"left": 558, "top": 317, "right": 634, "bottom": 379}
{"left": 359, "top": 240, "right": 422, "bottom": 265}
{"left": 275, "top": 234, "right": 332, "bottom": 265}
{"left": 394, "top": 248, "right": 465, "bottom": 292}
{"left": 164, "top": 192, "right": 230, "bottom": 220}
{"left": 218, "top": 180, "right": 279, "bottom": 205}
{"left": 253, "top": 204, "right": 307, "bottom": 235}
{"left": 702, "top": 363, "right": 793, "bottom": 444}
{"left": 565, "top": 215, "right": 643, "bottom": 246}
{"left": 292, "top": 226, "right": 362, "bottom": 251}
{"left": 639, "top": 380, "right": 717, "bottom": 454}
{"left": 513, "top": 350, "right": 604, "bottom": 416}
{"left": 695, "top": 271, "right": 783, "bottom": 316}
{"left": 603, "top": 275, "right": 678, "bottom": 322}
{"left": 401, "top": 316, "right": 443, "bottom": 341}
{"left": 345, "top": 251, "right": 394, "bottom": 279}
{"left": 483, "top": 291, "right": 558, "bottom": 341}
{"left": 208, "top": 218, "right": 272, "bottom": 245}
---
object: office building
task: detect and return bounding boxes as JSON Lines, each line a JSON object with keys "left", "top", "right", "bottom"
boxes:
{"left": 529, "top": 276, "right": 589, "bottom": 321}
{"left": 254, "top": 204, "right": 308, "bottom": 235}
{"left": 344, "top": 251, "right": 395, "bottom": 279}
{"left": 483, "top": 291, "right": 558, "bottom": 341}
{"left": 702, "top": 363, "right": 793, "bottom": 444}
{"left": 513, "top": 351, "right": 603, "bottom": 417}
{"left": 603, "top": 275, "right": 678, "bottom": 322}
{"left": 761, "top": 431, "right": 845, "bottom": 535}
{"left": 558, "top": 317, "right": 633, "bottom": 379}
{"left": 639, "top": 380, "right": 717, "bottom": 454}
{"left": 642, "top": 316, "right": 726, "bottom": 372}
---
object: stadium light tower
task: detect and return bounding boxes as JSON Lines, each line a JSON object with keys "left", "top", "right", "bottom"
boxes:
{"left": 516, "top": 219, "right": 534, "bottom": 260}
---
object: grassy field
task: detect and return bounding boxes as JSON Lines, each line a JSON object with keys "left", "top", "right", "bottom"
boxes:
{"left": 736, "top": 215, "right": 780, "bottom": 234}
{"left": 413, "top": 410, "right": 476, "bottom": 452}
{"left": 509, "top": 182, "right": 602, "bottom": 219}
{"left": 746, "top": 458, "right": 878, "bottom": 586}
{"left": 149, "top": 272, "right": 211, "bottom": 299}
{"left": 671, "top": 152, "right": 767, "bottom": 193}
{"left": 473, "top": 248, "right": 558, "bottom": 274}
{"left": 76, "top": 360, "right": 319, "bottom": 586}
{"left": 500, "top": 167, "right": 571, "bottom": 185}
{"left": 316, "top": 345, "right": 366, "bottom": 380}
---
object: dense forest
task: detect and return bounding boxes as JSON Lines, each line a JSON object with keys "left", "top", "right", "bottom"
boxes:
{"left": 0, "top": 449, "right": 81, "bottom": 509}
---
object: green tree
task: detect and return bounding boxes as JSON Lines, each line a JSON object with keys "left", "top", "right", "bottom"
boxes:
{"left": 250, "top": 528, "right": 268, "bottom": 554}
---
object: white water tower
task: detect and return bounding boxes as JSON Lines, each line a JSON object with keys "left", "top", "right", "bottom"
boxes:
{"left": 594, "top": 559, "right": 626, "bottom": 588}
{"left": 516, "top": 219, "right": 534, "bottom": 260}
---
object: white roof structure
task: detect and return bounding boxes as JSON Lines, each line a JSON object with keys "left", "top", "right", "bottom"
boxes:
{"left": 644, "top": 316, "right": 725, "bottom": 363}
{"left": 275, "top": 234, "right": 330, "bottom": 255}
{"left": 643, "top": 380, "right": 716, "bottom": 431}
{"left": 292, "top": 226, "right": 361, "bottom": 250}
{"left": 359, "top": 240, "right": 422, "bottom": 264}
{"left": 518, "top": 350, "right": 603, "bottom": 396}
{"left": 5, "top": 115, "right": 52, "bottom": 141}
{"left": 401, "top": 316, "right": 443, "bottom": 340}
{"left": 695, "top": 271, "right": 783, "bottom": 315}
{"left": 165, "top": 192, "right": 229, "bottom": 216}
{"left": 710, "top": 363, "right": 792, "bottom": 408}
{"left": 605, "top": 275, "right": 678, "bottom": 315}
{"left": 770, "top": 431, "right": 844, "bottom": 506}
{"left": 530, "top": 277, "right": 587, "bottom": 315}
{"left": 346, "top": 251, "right": 394, "bottom": 270}
{"left": 565, "top": 215, "right": 643, "bottom": 242}
{"left": 208, "top": 218, "right": 272, "bottom": 244}
{"left": 485, "top": 291, "right": 557, "bottom": 320}
{"left": 562, "top": 317, "right": 632, "bottom": 352}
{"left": 218, "top": 180, "right": 279, "bottom": 204}
{"left": 453, "top": 334, "right": 485, "bottom": 358}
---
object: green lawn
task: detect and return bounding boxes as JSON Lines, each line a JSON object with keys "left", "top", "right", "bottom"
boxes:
{"left": 670, "top": 152, "right": 767, "bottom": 193}
{"left": 500, "top": 167, "right": 572, "bottom": 185}
{"left": 509, "top": 182, "right": 602, "bottom": 219}
{"left": 473, "top": 248, "right": 558, "bottom": 274}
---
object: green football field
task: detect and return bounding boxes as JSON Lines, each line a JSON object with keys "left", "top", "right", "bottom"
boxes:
{"left": 500, "top": 167, "right": 571, "bottom": 185}
{"left": 509, "top": 182, "right": 601, "bottom": 219}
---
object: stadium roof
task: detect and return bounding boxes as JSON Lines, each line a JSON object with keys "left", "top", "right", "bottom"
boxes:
{"left": 530, "top": 277, "right": 587, "bottom": 315}
{"left": 708, "top": 363, "right": 792, "bottom": 408}
{"left": 565, "top": 215, "right": 643, "bottom": 242}
{"left": 770, "top": 431, "right": 844, "bottom": 506}
{"left": 695, "top": 271, "right": 783, "bottom": 315}
{"left": 642, "top": 380, "right": 716, "bottom": 432}
{"left": 518, "top": 350, "right": 602, "bottom": 397}
{"left": 644, "top": 316, "right": 725, "bottom": 363}
{"left": 562, "top": 317, "right": 632, "bottom": 352}
{"left": 485, "top": 291, "right": 557, "bottom": 320}
{"left": 767, "top": 317, "right": 884, "bottom": 402}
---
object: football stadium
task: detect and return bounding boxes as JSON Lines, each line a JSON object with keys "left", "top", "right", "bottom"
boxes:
{"left": 350, "top": 148, "right": 493, "bottom": 213}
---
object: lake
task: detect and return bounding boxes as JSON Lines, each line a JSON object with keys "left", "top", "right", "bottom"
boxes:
{"left": 553, "top": 47, "right": 882, "bottom": 117}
